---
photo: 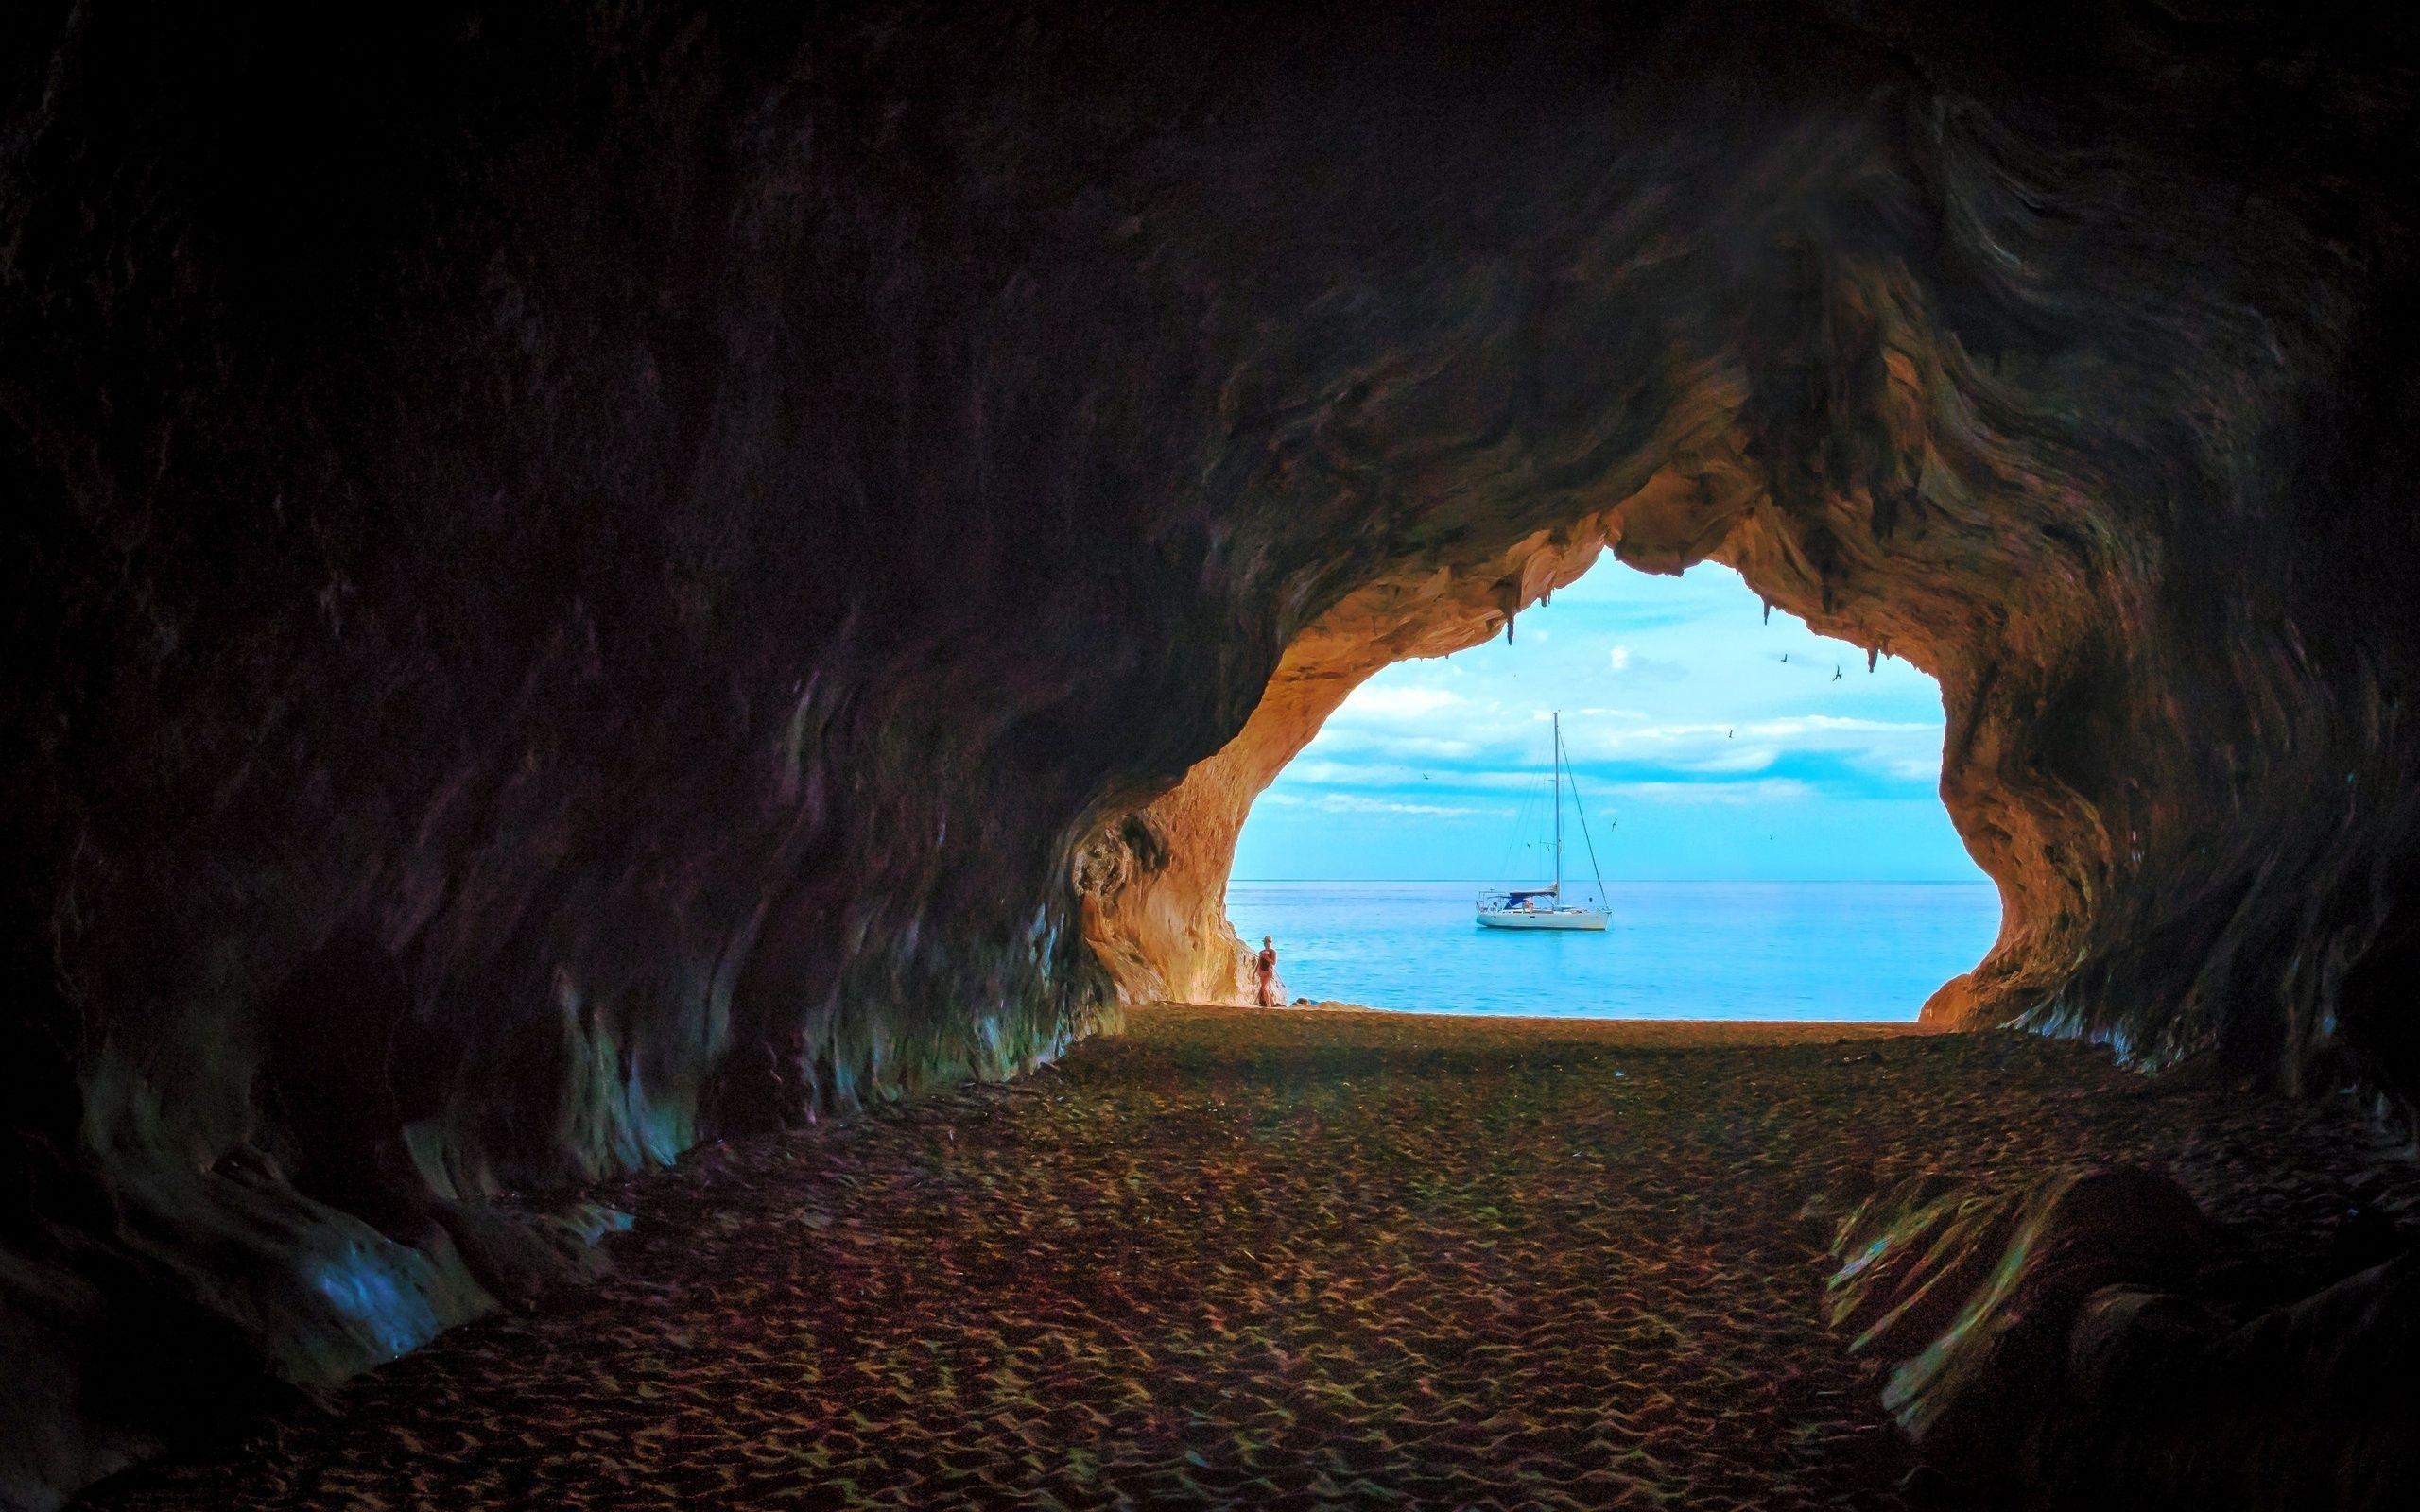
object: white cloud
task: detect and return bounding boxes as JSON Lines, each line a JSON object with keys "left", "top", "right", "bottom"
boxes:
{"left": 1752, "top": 715, "right": 1934, "bottom": 737}
{"left": 1607, "top": 779, "right": 1816, "bottom": 806}
{"left": 1289, "top": 706, "right": 1943, "bottom": 792}
{"left": 1232, "top": 557, "right": 1982, "bottom": 882}
{"left": 1340, "top": 685, "right": 1462, "bottom": 719}
{"left": 1668, "top": 745, "right": 1784, "bottom": 774}
{"left": 1603, "top": 644, "right": 1687, "bottom": 681}
{"left": 1310, "top": 793, "right": 1510, "bottom": 817}
{"left": 1550, "top": 714, "right": 1939, "bottom": 781}
{"left": 1281, "top": 762, "right": 1595, "bottom": 794}
{"left": 1278, "top": 759, "right": 1419, "bottom": 787}
{"left": 1293, "top": 724, "right": 1490, "bottom": 762}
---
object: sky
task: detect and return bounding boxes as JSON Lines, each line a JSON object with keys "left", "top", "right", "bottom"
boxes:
{"left": 1230, "top": 559, "right": 1989, "bottom": 884}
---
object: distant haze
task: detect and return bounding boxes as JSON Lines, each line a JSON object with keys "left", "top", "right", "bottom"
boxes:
{"left": 1232, "top": 561, "right": 1990, "bottom": 884}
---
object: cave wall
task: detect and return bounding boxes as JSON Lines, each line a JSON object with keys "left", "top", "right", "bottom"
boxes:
{"left": 1055, "top": 3, "right": 2420, "bottom": 1094}
{"left": 6, "top": 1, "right": 2420, "bottom": 1505}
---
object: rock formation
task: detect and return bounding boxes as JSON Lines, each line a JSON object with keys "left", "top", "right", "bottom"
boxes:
{"left": 1827, "top": 1166, "right": 2420, "bottom": 1508}
{"left": 6, "top": 2, "right": 2420, "bottom": 1505}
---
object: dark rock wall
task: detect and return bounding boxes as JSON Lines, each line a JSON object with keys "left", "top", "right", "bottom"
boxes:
{"left": 1827, "top": 1164, "right": 2420, "bottom": 1510}
{"left": 4, "top": 2, "right": 2418, "bottom": 1504}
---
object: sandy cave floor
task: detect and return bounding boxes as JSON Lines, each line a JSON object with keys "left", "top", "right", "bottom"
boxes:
{"left": 85, "top": 1005, "right": 2417, "bottom": 1511}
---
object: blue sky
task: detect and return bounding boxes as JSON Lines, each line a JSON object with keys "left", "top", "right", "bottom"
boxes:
{"left": 1231, "top": 560, "right": 1989, "bottom": 883}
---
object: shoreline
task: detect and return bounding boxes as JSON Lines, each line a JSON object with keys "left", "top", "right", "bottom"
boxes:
{"left": 1176, "top": 997, "right": 1941, "bottom": 1042}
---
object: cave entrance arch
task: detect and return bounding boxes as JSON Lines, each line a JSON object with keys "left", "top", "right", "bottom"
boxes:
{"left": 1217, "top": 558, "right": 1998, "bottom": 1016}
{"left": 1075, "top": 456, "right": 2072, "bottom": 1030}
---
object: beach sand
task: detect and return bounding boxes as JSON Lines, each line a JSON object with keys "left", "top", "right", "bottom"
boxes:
{"left": 85, "top": 1005, "right": 2413, "bottom": 1511}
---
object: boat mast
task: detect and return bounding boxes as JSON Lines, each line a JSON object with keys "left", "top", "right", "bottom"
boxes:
{"left": 1552, "top": 711, "right": 1564, "bottom": 898}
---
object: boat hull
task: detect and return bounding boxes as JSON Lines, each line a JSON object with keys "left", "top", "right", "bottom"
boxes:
{"left": 1476, "top": 908, "right": 1609, "bottom": 931}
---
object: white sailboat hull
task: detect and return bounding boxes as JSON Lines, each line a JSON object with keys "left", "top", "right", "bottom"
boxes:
{"left": 1476, "top": 907, "right": 1609, "bottom": 931}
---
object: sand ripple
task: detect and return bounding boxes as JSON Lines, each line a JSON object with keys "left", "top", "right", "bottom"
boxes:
{"left": 86, "top": 1008, "right": 2411, "bottom": 1511}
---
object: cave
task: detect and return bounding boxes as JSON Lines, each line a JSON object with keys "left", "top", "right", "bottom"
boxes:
{"left": 7, "top": 3, "right": 2420, "bottom": 1509}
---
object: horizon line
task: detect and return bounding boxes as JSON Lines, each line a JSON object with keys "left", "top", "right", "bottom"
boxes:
{"left": 1228, "top": 876, "right": 1996, "bottom": 885}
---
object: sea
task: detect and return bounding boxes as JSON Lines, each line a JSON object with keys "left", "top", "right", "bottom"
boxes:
{"left": 1224, "top": 880, "right": 2002, "bottom": 1021}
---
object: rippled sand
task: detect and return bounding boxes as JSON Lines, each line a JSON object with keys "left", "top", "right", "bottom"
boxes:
{"left": 88, "top": 1005, "right": 2408, "bottom": 1511}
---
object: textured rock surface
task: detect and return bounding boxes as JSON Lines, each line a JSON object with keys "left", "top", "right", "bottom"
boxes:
{"left": 1827, "top": 1164, "right": 2420, "bottom": 1509}
{"left": 1828, "top": 1166, "right": 2221, "bottom": 1485}
{"left": 7, "top": 1, "right": 2420, "bottom": 1505}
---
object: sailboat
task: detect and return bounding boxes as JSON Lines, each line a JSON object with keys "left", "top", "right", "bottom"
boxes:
{"left": 1476, "top": 711, "right": 1612, "bottom": 931}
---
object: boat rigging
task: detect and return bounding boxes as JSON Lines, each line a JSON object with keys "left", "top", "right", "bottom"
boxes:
{"left": 1477, "top": 712, "right": 1612, "bottom": 931}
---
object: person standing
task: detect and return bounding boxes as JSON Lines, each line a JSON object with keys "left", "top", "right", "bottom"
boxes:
{"left": 1254, "top": 935, "right": 1280, "bottom": 1006}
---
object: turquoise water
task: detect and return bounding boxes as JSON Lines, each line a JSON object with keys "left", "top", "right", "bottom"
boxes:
{"left": 1225, "top": 881, "right": 2001, "bottom": 1021}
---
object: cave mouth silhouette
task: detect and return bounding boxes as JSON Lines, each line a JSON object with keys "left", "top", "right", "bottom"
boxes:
{"left": 1075, "top": 506, "right": 2037, "bottom": 1030}
{"left": 1210, "top": 558, "right": 2000, "bottom": 1018}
